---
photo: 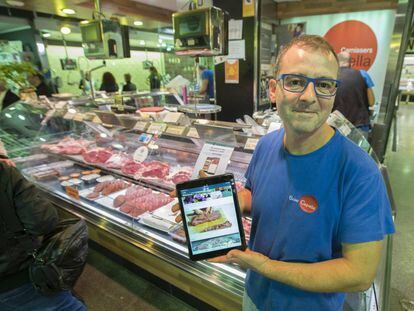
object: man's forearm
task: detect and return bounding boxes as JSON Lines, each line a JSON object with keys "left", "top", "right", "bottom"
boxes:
{"left": 256, "top": 258, "right": 372, "bottom": 293}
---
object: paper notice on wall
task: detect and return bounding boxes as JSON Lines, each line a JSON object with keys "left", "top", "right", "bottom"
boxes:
{"left": 214, "top": 55, "right": 227, "bottom": 65}
{"left": 243, "top": 0, "right": 255, "bottom": 17}
{"left": 228, "top": 40, "right": 245, "bottom": 60}
{"left": 191, "top": 143, "right": 234, "bottom": 179}
{"left": 225, "top": 60, "right": 239, "bottom": 84}
{"left": 229, "top": 19, "right": 243, "bottom": 40}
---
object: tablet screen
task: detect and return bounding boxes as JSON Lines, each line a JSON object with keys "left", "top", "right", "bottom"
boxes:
{"left": 179, "top": 180, "right": 243, "bottom": 256}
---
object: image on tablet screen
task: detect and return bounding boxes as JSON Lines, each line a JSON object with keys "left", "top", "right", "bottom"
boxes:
{"left": 180, "top": 181, "right": 242, "bottom": 255}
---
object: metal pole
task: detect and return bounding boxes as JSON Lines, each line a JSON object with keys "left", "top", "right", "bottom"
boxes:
{"left": 94, "top": 0, "right": 101, "bottom": 15}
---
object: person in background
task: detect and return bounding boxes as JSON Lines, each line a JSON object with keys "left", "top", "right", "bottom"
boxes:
{"left": 333, "top": 52, "right": 375, "bottom": 137}
{"left": 79, "top": 72, "right": 91, "bottom": 94}
{"left": 198, "top": 65, "right": 214, "bottom": 100}
{"left": 181, "top": 35, "right": 394, "bottom": 310}
{"left": 122, "top": 73, "right": 137, "bottom": 92}
{"left": 99, "top": 72, "right": 119, "bottom": 93}
{"left": 0, "top": 162, "right": 86, "bottom": 310}
{"left": 28, "top": 72, "right": 54, "bottom": 97}
{"left": 0, "top": 79, "right": 20, "bottom": 111}
{"left": 147, "top": 66, "right": 161, "bottom": 92}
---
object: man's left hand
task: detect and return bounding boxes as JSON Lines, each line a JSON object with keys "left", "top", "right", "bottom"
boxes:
{"left": 208, "top": 248, "right": 269, "bottom": 271}
{"left": 0, "top": 158, "right": 16, "bottom": 167}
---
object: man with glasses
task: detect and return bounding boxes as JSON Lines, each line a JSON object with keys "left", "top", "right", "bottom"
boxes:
{"left": 211, "top": 35, "right": 394, "bottom": 310}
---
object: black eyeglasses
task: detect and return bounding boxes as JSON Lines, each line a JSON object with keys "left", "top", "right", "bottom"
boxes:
{"left": 278, "top": 74, "right": 340, "bottom": 97}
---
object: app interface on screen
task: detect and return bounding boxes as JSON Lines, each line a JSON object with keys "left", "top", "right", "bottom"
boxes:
{"left": 180, "top": 181, "right": 242, "bottom": 255}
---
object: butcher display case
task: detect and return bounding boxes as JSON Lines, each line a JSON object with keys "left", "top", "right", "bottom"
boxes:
{"left": 0, "top": 101, "right": 394, "bottom": 311}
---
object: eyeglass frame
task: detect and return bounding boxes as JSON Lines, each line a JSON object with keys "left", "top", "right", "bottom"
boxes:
{"left": 277, "top": 74, "right": 341, "bottom": 97}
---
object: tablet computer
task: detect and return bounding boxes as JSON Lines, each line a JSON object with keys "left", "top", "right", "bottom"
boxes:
{"left": 176, "top": 173, "right": 246, "bottom": 261}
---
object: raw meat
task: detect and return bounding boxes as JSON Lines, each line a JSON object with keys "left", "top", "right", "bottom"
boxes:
{"left": 201, "top": 221, "right": 232, "bottom": 232}
{"left": 87, "top": 179, "right": 130, "bottom": 199}
{"left": 170, "top": 171, "right": 191, "bottom": 184}
{"left": 105, "top": 152, "right": 132, "bottom": 169}
{"left": 121, "top": 161, "right": 144, "bottom": 175}
{"left": 113, "top": 195, "right": 126, "bottom": 208}
{"left": 235, "top": 181, "right": 244, "bottom": 192}
{"left": 134, "top": 161, "right": 170, "bottom": 180}
{"left": 41, "top": 137, "right": 93, "bottom": 155}
{"left": 116, "top": 191, "right": 174, "bottom": 218}
{"left": 189, "top": 210, "right": 221, "bottom": 226}
{"left": 82, "top": 148, "right": 113, "bottom": 164}
{"left": 124, "top": 185, "right": 152, "bottom": 200}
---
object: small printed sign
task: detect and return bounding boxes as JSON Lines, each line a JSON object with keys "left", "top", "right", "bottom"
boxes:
{"left": 134, "top": 146, "right": 149, "bottom": 162}
{"left": 186, "top": 127, "right": 200, "bottom": 139}
{"left": 147, "top": 122, "right": 167, "bottom": 134}
{"left": 244, "top": 138, "right": 259, "bottom": 150}
{"left": 134, "top": 121, "right": 148, "bottom": 132}
{"left": 166, "top": 125, "right": 186, "bottom": 136}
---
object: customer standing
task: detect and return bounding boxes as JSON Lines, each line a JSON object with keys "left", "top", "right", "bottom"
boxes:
{"left": 198, "top": 65, "right": 214, "bottom": 100}
{"left": 28, "top": 72, "right": 54, "bottom": 97}
{"left": 99, "top": 72, "right": 119, "bottom": 93}
{"left": 122, "top": 73, "right": 137, "bottom": 92}
{"left": 333, "top": 51, "right": 375, "bottom": 136}
{"left": 147, "top": 66, "right": 161, "bottom": 92}
{"left": 0, "top": 162, "right": 86, "bottom": 310}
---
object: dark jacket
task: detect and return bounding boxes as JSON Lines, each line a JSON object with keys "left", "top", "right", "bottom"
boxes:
{"left": 1, "top": 90, "right": 20, "bottom": 110}
{"left": 36, "top": 81, "right": 54, "bottom": 97}
{"left": 99, "top": 83, "right": 119, "bottom": 93}
{"left": 122, "top": 82, "right": 137, "bottom": 92}
{"left": 0, "top": 162, "right": 58, "bottom": 293}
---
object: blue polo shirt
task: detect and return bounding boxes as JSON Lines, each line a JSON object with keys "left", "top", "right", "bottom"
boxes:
{"left": 201, "top": 69, "right": 215, "bottom": 99}
{"left": 244, "top": 128, "right": 395, "bottom": 310}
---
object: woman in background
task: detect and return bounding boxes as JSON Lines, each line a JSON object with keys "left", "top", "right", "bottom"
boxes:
{"left": 99, "top": 72, "right": 119, "bottom": 93}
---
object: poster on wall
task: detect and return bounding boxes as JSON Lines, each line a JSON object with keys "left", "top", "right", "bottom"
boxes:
{"left": 242, "top": 0, "right": 255, "bottom": 17}
{"left": 225, "top": 60, "right": 239, "bottom": 84}
{"left": 288, "top": 23, "right": 306, "bottom": 38}
{"left": 324, "top": 20, "right": 377, "bottom": 71}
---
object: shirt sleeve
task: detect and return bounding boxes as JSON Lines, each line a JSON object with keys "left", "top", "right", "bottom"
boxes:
{"left": 339, "top": 172, "right": 395, "bottom": 244}
{"left": 360, "top": 70, "right": 375, "bottom": 88}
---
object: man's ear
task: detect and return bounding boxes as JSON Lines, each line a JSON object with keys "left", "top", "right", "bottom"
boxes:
{"left": 269, "top": 79, "right": 277, "bottom": 103}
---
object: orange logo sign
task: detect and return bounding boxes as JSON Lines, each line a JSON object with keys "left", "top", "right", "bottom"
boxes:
{"left": 324, "top": 20, "right": 377, "bottom": 71}
{"left": 299, "top": 195, "right": 318, "bottom": 214}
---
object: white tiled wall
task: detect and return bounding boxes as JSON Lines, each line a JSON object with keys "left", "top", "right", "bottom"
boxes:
{"left": 45, "top": 45, "right": 165, "bottom": 95}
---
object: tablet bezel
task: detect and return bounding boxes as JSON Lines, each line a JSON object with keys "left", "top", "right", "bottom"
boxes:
{"left": 176, "top": 173, "right": 247, "bottom": 261}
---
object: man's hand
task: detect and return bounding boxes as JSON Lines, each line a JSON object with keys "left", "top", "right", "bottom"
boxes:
{"left": 0, "top": 158, "right": 16, "bottom": 167}
{"left": 208, "top": 248, "right": 269, "bottom": 271}
{"left": 170, "top": 170, "right": 209, "bottom": 222}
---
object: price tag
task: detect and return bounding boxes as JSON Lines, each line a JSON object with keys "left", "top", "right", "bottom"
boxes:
{"left": 163, "top": 112, "right": 183, "bottom": 124}
{"left": 134, "top": 121, "right": 149, "bottom": 132}
{"left": 147, "top": 122, "right": 167, "bottom": 134}
{"left": 63, "top": 112, "right": 75, "bottom": 120}
{"left": 92, "top": 116, "right": 102, "bottom": 124}
{"left": 244, "top": 138, "right": 259, "bottom": 151}
{"left": 165, "top": 125, "right": 186, "bottom": 136}
{"left": 73, "top": 113, "right": 84, "bottom": 122}
{"left": 66, "top": 186, "right": 80, "bottom": 200}
{"left": 134, "top": 146, "right": 149, "bottom": 162}
{"left": 138, "top": 133, "right": 152, "bottom": 144}
{"left": 186, "top": 127, "right": 200, "bottom": 138}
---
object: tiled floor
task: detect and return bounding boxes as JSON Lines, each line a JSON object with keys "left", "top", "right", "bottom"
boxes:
{"left": 385, "top": 103, "right": 414, "bottom": 310}
{"left": 74, "top": 248, "right": 197, "bottom": 311}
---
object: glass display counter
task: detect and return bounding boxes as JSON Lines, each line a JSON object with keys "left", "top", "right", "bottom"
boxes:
{"left": 0, "top": 102, "right": 394, "bottom": 311}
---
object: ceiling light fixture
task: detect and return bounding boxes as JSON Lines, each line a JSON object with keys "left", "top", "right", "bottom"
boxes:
{"left": 60, "top": 26, "right": 71, "bottom": 35}
{"left": 134, "top": 20, "right": 143, "bottom": 26}
{"left": 61, "top": 8, "right": 76, "bottom": 15}
{"left": 139, "top": 40, "right": 145, "bottom": 46}
{"left": 80, "top": 20, "right": 89, "bottom": 24}
{"left": 5, "top": 0, "right": 24, "bottom": 7}
{"left": 42, "top": 33, "right": 51, "bottom": 38}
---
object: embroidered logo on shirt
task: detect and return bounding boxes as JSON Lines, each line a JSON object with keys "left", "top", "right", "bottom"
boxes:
{"left": 289, "top": 195, "right": 318, "bottom": 214}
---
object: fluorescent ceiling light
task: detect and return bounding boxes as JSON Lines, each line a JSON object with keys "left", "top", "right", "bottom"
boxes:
{"left": 134, "top": 20, "right": 143, "bottom": 26}
{"left": 6, "top": 0, "right": 24, "bottom": 7}
{"left": 80, "top": 20, "right": 89, "bottom": 24}
{"left": 61, "top": 8, "right": 76, "bottom": 15}
{"left": 60, "top": 26, "right": 71, "bottom": 35}
{"left": 42, "top": 33, "right": 51, "bottom": 38}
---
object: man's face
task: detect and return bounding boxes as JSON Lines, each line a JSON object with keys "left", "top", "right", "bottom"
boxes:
{"left": 270, "top": 46, "right": 338, "bottom": 135}
{"left": 28, "top": 75, "right": 40, "bottom": 87}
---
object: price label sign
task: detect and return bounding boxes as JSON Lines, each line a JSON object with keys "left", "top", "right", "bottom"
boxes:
{"left": 73, "top": 113, "right": 84, "bottom": 122}
{"left": 134, "top": 121, "right": 148, "bottom": 132}
{"left": 166, "top": 125, "right": 186, "bottom": 136}
{"left": 147, "top": 122, "right": 167, "bottom": 134}
{"left": 63, "top": 112, "right": 76, "bottom": 120}
{"left": 66, "top": 186, "right": 80, "bottom": 200}
{"left": 244, "top": 138, "right": 259, "bottom": 151}
{"left": 134, "top": 146, "right": 149, "bottom": 162}
{"left": 163, "top": 112, "right": 183, "bottom": 124}
{"left": 186, "top": 127, "right": 200, "bottom": 139}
